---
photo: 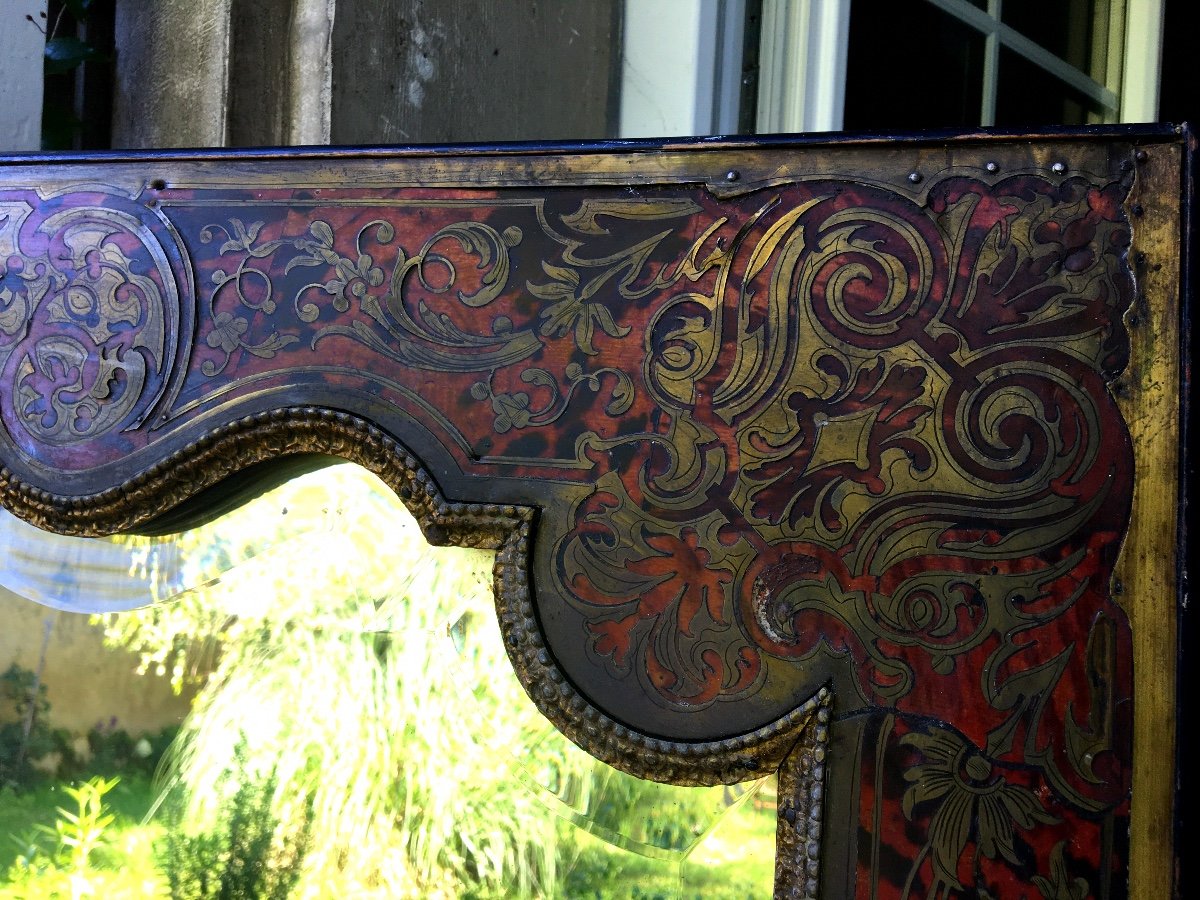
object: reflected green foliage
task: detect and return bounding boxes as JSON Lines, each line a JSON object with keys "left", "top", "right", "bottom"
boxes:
{"left": 2, "top": 774, "right": 164, "bottom": 899}
{"left": 85, "top": 724, "right": 178, "bottom": 780}
{"left": 0, "top": 665, "right": 52, "bottom": 790}
{"left": 520, "top": 727, "right": 751, "bottom": 866}
{"left": 90, "top": 466, "right": 775, "bottom": 898}
{"left": 158, "top": 747, "right": 310, "bottom": 900}
{"left": 35, "top": 776, "right": 119, "bottom": 877}
{"left": 158, "top": 561, "right": 569, "bottom": 897}
{"left": 95, "top": 543, "right": 238, "bottom": 694}
{"left": 0, "top": 663, "right": 177, "bottom": 795}
{"left": 101, "top": 469, "right": 575, "bottom": 896}
{"left": 562, "top": 796, "right": 777, "bottom": 900}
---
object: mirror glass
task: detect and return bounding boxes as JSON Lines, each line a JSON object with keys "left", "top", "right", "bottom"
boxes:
{"left": 0, "top": 465, "right": 775, "bottom": 898}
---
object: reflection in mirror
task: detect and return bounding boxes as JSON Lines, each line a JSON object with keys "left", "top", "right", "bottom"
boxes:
{"left": 1, "top": 465, "right": 774, "bottom": 897}
{"left": 0, "top": 460, "right": 336, "bottom": 615}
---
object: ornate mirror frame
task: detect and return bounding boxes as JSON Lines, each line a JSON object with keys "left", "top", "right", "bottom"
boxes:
{"left": 1, "top": 126, "right": 1191, "bottom": 898}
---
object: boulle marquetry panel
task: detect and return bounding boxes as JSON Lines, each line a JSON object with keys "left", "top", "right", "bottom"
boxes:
{"left": 0, "top": 129, "right": 1188, "bottom": 898}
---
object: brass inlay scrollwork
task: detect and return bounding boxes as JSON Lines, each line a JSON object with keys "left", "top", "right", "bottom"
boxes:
{"left": 1, "top": 192, "right": 177, "bottom": 453}
{"left": 1, "top": 134, "right": 1183, "bottom": 899}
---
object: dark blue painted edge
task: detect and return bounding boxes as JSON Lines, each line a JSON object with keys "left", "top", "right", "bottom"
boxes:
{"left": 0, "top": 122, "right": 1186, "bottom": 166}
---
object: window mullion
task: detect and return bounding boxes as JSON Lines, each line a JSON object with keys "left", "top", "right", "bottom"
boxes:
{"left": 980, "top": 0, "right": 1002, "bottom": 126}
{"left": 924, "top": 0, "right": 1119, "bottom": 112}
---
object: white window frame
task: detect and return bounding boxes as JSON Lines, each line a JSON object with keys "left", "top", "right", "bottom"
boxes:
{"left": 0, "top": 0, "right": 48, "bottom": 152}
{"left": 619, "top": 0, "right": 748, "bottom": 138}
{"left": 756, "top": 0, "right": 851, "bottom": 133}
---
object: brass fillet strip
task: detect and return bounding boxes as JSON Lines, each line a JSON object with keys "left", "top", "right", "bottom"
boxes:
{"left": 1116, "top": 141, "right": 1182, "bottom": 899}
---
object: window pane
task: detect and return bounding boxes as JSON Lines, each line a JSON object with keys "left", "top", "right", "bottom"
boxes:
{"left": 1002, "top": 0, "right": 1108, "bottom": 78}
{"left": 844, "top": 3, "right": 986, "bottom": 131}
{"left": 994, "top": 48, "right": 1107, "bottom": 126}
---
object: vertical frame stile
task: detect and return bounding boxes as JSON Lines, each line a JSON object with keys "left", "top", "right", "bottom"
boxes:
{"left": 1116, "top": 137, "right": 1184, "bottom": 900}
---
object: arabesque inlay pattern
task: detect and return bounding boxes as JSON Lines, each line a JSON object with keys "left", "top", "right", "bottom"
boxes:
{"left": 0, "top": 136, "right": 1170, "bottom": 900}
{"left": 1, "top": 190, "right": 183, "bottom": 460}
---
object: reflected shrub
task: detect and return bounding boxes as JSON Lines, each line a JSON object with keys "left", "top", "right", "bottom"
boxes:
{"left": 0, "top": 664, "right": 53, "bottom": 790}
{"left": 158, "top": 747, "right": 311, "bottom": 900}
{"left": 1, "top": 664, "right": 179, "bottom": 791}
{"left": 86, "top": 721, "right": 178, "bottom": 778}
